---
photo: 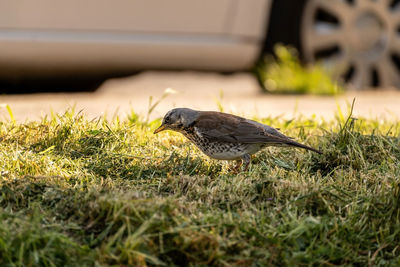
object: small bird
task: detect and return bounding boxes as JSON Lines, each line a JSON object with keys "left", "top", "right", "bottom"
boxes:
{"left": 154, "top": 108, "right": 321, "bottom": 171}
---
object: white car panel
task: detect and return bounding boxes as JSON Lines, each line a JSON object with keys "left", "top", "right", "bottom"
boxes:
{"left": 0, "top": 0, "right": 231, "bottom": 34}
{"left": 230, "top": 0, "right": 272, "bottom": 38}
{"left": 0, "top": 31, "right": 259, "bottom": 77}
{"left": 0, "top": 0, "right": 272, "bottom": 78}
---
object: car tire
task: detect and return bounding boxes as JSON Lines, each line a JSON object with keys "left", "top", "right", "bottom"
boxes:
{"left": 263, "top": 0, "right": 308, "bottom": 60}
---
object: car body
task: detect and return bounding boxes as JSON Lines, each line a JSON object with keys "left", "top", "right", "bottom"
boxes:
{"left": 0, "top": 0, "right": 399, "bottom": 89}
{"left": 0, "top": 0, "right": 272, "bottom": 79}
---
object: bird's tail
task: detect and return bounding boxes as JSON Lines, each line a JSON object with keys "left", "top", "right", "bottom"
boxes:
{"left": 285, "top": 140, "right": 322, "bottom": 154}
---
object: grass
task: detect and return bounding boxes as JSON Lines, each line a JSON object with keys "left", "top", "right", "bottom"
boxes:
{"left": 0, "top": 104, "right": 399, "bottom": 266}
{"left": 256, "top": 45, "right": 343, "bottom": 95}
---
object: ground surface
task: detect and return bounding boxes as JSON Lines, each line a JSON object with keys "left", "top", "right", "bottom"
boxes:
{"left": 1, "top": 71, "right": 400, "bottom": 266}
{"left": 1, "top": 71, "right": 400, "bottom": 122}
{"left": 0, "top": 105, "right": 399, "bottom": 266}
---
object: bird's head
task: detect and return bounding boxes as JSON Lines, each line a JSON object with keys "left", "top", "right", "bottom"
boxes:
{"left": 154, "top": 108, "right": 199, "bottom": 134}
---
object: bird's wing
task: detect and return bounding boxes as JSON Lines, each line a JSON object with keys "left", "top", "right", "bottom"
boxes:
{"left": 194, "top": 112, "right": 290, "bottom": 144}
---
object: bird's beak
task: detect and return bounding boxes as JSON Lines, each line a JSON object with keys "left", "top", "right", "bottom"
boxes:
{"left": 154, "top": 124, "right": 167, "bottom": 134}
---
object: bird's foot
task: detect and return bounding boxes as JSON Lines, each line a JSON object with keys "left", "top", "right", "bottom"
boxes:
{"left": 229, "top": 154, "right": 251, "bottom": 173}
{"left": 230, "top": 160, "right": 242, "bottom": 174}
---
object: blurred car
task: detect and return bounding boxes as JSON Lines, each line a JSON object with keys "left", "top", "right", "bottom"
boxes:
{"left": 0, "top": 0, "right": 399, "bottom": 89}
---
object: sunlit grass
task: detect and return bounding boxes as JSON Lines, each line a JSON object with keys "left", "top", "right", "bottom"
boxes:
{"left": 256, "top": 44, "right": 343, "bottom": 95}
{"left": 0, "top": 104, "right": 399, "bottom": 266}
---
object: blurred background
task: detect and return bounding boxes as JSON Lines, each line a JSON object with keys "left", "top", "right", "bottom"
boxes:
{"left": 0, "top": 0, "right": 399, "bottom": 120}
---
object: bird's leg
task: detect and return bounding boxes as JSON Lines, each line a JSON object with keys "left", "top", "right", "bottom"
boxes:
{"left": 231, "top": 159, "right": 242, "bottom": 173}
{"left": 241, "top": 154, "right": 251, "bottom": 172}
{"left": 230, "top": 154, "right": 251, "bottom": 173}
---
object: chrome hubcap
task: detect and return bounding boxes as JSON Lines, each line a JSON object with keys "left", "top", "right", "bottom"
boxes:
{"left": 302, "top": 0, "right": 400, "bottom": 89}
{"left": 352, "top": 12, "right": 385, "bottom": 54}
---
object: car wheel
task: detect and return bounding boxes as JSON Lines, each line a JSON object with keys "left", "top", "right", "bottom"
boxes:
{"left": 266, "top": 0, "right": 400, "bottom": 89}
{"left": 302, "top": 0, "right": 400, "bottom": 89}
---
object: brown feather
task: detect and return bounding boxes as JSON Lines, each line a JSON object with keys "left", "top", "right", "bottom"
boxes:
{"left": 194, "top": 111, "right": 321, "bottom": 154}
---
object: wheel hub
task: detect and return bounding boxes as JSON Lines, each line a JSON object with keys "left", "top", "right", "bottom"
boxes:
{"left": 351, "top": 11, "right": 387, "bottom": 56}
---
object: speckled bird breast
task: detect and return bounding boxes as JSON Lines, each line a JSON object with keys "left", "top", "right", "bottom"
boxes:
{"left": 180, "top": 126, "right": 263, "bottom": 160}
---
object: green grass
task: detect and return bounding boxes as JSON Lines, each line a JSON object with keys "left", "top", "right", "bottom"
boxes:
{"left": 256, "top": 45, "right": 343, "bottom": 95}
{"left": 0, "top": 105, "right": 399, "bottom": 266}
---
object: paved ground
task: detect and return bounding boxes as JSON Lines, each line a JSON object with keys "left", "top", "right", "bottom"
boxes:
{"left": 1, "top": 71, "right": 399, "bottom": 122}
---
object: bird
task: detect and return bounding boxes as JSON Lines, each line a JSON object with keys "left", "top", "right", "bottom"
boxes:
{"left": 154, "top": 108, "right": 321, "bottom": 171}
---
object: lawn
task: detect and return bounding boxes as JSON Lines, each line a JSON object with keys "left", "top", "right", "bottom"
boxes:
{"left": 0, "top": 104, "right": 399, "bottom": 266}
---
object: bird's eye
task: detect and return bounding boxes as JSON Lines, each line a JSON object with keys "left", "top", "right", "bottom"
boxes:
{"left": 164, "top": 116, "right": 170, "bottom": 123}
